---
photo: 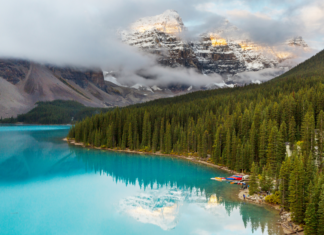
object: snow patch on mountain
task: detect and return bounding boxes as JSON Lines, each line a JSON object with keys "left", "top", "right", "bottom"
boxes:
{"left": 129, "top": 10, "right": 184, "bottom": 34}
{"left": 132, "top": 83, "right": 154, "bottom": 92}
{"left": 151, "top": 85, "right": 162, "bottom": 91}
{"left": 205, "top": 82, "right": 235, "bottom": 90}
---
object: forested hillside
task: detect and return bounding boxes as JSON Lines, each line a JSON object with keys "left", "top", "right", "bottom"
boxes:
{"left": 68, "top": 50, "right": 324, "bottom": 233}
{"left": 0, "top": 100, "right": 110, "bottom": 124}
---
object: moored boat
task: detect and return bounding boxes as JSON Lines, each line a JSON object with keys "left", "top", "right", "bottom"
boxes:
{"left": 211, "top": 177, "right": 226, "bottom": 181}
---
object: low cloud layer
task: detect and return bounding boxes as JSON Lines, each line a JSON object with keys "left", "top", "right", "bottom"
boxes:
{"left": 117, "top": 66, "right": 224, "bottom": 87}
{"left": 232, "top": 68, "right": 288, "bottom": 83}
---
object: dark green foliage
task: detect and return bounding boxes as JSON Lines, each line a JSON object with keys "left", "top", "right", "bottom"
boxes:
{"left": 289, "top": 156, "right": 305, "bottom": 224}
{"left": 279, "top": 158, "right": 291, "bottom": 210}
{"left": 249, "top": 162, "right": 259, "bottom": 195}
{"left": 304, "top": 183, "right": 318, "bottom": 235}
{"left": 318, "top": 185, "right": 324, "bottom": 235}
{"left": 0, "top": 100, "right": 110, "bottom": 124}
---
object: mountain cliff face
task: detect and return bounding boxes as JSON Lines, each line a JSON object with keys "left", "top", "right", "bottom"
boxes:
{"left": 0, "top": 60, "right": 185, "bottom": 118}
{"left": 121, "top": 10, "right": 308, "bottom": 77}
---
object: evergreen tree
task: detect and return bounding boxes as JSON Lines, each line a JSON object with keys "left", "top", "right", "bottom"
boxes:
{"left": 160, "top": 118, "right": 165, "bottom": 153}
{"left": 260, "top": 167, "right": 267, "bottom": 191}
{"left": 276, "top": 128, "right": 286, "bottom": 163}
{"left": 317, "top": 185, "right": 324, "bottom": 235}
{"left": 249, "top": 162, "right": 258, "bottom": 195}
{"left": 152, "top": 121, "right": 159, "bottom": 153}
{"left": 302, "top": 110, "right": 315, "bottom": 155}
{"left": 289, "top": 156, "right": 304, "bottom": 224}
{"left": 202, "top": 130, "right": 208, "bottom": 158}
{"left": 289, "top": 116, "right": 296, "bottom": 149}
{"left": 94, "top": 130, "right": 101, "bottom": 147}
{"left": 107, "top": 124, "right": 113, "bottom": 148}
{"left": 213, "top": 127, "right": 222, "bottom": 164}
{"left": 235, "top": 142, "right": 242, "bottom": 172}
{"left": 128, "top": 122, "right": 133, "bottom": 150}
{"left": 225, "top": 130, "right": 231, "bottom": 167}
{"left": 259, "top": 121, "right": 267, "bottom": 167}
{"left": 280, "top": 158, "right": 291, "bottom": 210}
{"left": 165, "top": 121, "right": 172, "bottom": 154}
{"left": 304, "top": 183, "right": 318, "bottom": 235}
{"left": 267, "top": 126, "right": 278, "bottom": 174}
{"left": 317, "top": 110, "right": 324, "bottom": 168}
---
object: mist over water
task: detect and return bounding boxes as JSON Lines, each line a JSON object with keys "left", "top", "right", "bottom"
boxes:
{"left": 0, "top": 126, "right": 283, "bottom": 235}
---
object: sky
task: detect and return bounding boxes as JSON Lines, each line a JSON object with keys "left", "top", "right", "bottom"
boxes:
{"left": 0, "top": 0, "right": 323, "bottom": 85}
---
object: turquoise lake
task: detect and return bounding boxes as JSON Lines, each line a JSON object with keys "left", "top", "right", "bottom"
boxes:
{"left": 0, "top": 125, "right": 283, "bottom": 235}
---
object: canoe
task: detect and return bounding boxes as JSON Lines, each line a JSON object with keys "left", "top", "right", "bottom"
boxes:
{"left": 211, "top": 177, "right": 226, "bottom": 181}
{"left": 232, "top": 177, "right": 243, "bottom": 180}
{"left": 226, "top": 177, "right": 235, "bottom": 180}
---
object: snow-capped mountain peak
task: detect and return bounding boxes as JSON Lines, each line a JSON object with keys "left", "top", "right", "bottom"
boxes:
{"left": 129, "top": 9, "right": 185, "bottom": 34}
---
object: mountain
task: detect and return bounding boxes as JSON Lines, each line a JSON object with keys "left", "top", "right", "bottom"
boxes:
{"left": 120, "top": 10, "right": 308, "bottom": 80}
{"left": 0, "top": 10, "right": 311, "bottom": 119}
{"left": 0, "top": 60, "right": 187, "bottom": 118}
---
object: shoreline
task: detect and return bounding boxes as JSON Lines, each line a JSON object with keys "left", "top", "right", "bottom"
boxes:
{"left": 63, "top": 138, "right": 244, "bottom": 175}
{"left": 64, "top": 138, "right": 300, "bottom": 235}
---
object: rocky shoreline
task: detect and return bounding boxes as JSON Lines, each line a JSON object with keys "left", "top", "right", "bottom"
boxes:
{"left": 64, "top": 137, "right": 301, "bottom": 235}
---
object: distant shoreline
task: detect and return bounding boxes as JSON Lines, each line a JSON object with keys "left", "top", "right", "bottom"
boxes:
{"left": 0, "top": 123, "right": 71, "bottom": 126}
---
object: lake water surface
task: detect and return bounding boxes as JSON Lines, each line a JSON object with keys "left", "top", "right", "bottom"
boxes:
{"left": 0, "top": 125, "right": 283, "bottom": 235}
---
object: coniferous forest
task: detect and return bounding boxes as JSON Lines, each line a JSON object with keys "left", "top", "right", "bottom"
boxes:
{"left": 68, "top": 50, "right": 324, "bottom": 233}
{"left": 0, "top": 100, "right": 109, "bottom": 124}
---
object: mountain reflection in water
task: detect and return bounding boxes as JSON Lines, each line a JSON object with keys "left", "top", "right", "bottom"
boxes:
{"left": 0, "top": 126, "right": 283, "bottom": 235}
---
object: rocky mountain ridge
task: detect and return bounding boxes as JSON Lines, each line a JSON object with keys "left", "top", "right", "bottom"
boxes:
{"left": 0, "top": 59, "right": 188, "bottom": 118}
{"left": 120, "top": 10, "right": 308, "bottom": 79}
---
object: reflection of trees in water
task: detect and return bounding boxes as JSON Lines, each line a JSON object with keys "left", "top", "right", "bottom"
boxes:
{"left": 75, "top": 148, "right": 283, "bottom": 235}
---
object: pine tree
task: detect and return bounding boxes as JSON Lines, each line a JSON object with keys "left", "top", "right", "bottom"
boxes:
{"left": 289, "top": 156, "right": 304, "bottom": 224}
{"left": 235, "top": 142, "right": 242, "bottom": 172}
{"left": 267, "top": 126, "right": 278, "bottom": 174}
{"left": 213, "top": 127, "right": 222, "bottom": 164}
{"left": 249, "top": 162, "right": 258, "bottom": 195}
{"left": 259, "top": 121, "right": 267, "bottom": 167}
{"left": 289, "top": 116, "right": 296, "bottom": 150}
{"left": 276, "top": 130, "right": 286, "bottom": 163}
{"left": 317, "top": 110, "right": 324, "bottom": 168}
{"left": 302, "top": 110, "right": 315, "bottom": 155}
{"left": 165, "top": 121, "right": 172, "bottom": 154}
{"left": 231, "top": 130, "right": 237, "bottom": 169}
{"left": 160, "top": 118, "right": 165, "bottom": 153}
{"left": 152, "top": 121, "right": 159, "bottom": 153}
{"left": 225, "top": 130, "right": 231, "bottom": 167}
{"left": 202, "top": 130, "right": 208, "bottom": 158}
{"left": 280, "top": 121, "right": 288, "bottom": 142}
{"left": 304, "top": 183, "right": 318, "bottom": 235}
{"left": 94, "top": 130, "right": 101, "bottom": 147}
{"left": 141, "top": 111, "right": 149, "bottom": 148}
{"left": 107, "top": 124, "right": 113, "bottom": 148}
{"left": 279, "top": 158, "right": 291, "bottom": 210}
{"left": 250, "top": 123, "right": 256, "bottom": 163}
{"left": 128, "top": 122, "right": 133, "bottom": 150}
{"left": 260, "top": 167, "right": 267, "bottom": 191}
{"left": 317, "top": 185, "right": 324, "bottom": 235}
{"left": 147, "top": 121, "right": 152, "bottom": 150}
{"left": 121, "top": 124, "right": 127, "bottom": 150}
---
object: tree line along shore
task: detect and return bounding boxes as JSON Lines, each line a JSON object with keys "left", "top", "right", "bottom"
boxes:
{"left": 67, "top": 50, "right": 324, "bottom": 234}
